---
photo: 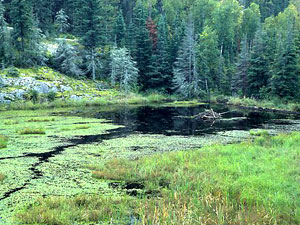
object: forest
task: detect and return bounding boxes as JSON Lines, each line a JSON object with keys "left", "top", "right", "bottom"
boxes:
{"left": 0, "top": 0, "right": 299, "bottom": 101}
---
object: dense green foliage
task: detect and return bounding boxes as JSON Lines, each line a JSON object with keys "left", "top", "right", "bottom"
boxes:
{"left": 0, "top": 0, "right": 299, "bottom": 100}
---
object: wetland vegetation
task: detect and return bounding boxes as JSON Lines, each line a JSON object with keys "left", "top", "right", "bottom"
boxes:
{"left": 0, "top": 104, "right": 300, "bottom": 224}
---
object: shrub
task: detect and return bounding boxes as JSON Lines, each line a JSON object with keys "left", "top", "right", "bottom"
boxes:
{"left": 18, "top": 127, "right": 46, "bottom": 135}
{"left": 26, "top": 90, "right": 39, "bottom": 103}
{"left": 47, "top": 91, "right": 57, "bottom": 102}
{"left": 6, "top": 67, "right": 20, "bottom": 77}
{"left": 0, "top": 135, "right": 8, "bottom": 149}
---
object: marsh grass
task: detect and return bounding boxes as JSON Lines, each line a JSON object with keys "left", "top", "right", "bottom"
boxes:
{"left": 4, "top": 120, "right": 19, "bottom": 125}
{"left": 15, "top": 195, "right": 134, "bottom": 225}
{"left": 90, "top": 132, "right": 300, "bottom": 224}
{"left": 226, "top": 96, "right": 300, "bottom": 112}
{"left": 27, "top": 118, "right": 55, "bottom": 122}
{"left": 15, "top": 133, "right": 300, "bottom": 224}
{"left": 18, "top": 127, "right": 46, "bottom": 135}
{"left": 61, "top": 125, "right": 91, "bottom": 131}
{"left": 0, "top": 135, "right": 8, "bottom": 148}
{"left": 249, "top": 129, "right": 270, "bottom": 137}
{"left": 0, "top": 173, "right": 5, "bottom": 182}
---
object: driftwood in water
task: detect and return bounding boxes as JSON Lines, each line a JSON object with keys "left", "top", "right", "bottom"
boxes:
{"left": 193, "top": 109, "right": 222, "bottom": 121}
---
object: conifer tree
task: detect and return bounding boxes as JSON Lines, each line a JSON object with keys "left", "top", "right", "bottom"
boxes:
{"left": 173, "top": 17, "right": 201, "bottom": 98}
{"left": 54, "top": 39, "right": 83, "bottom": 78}
{"left": 148, "top": 14, "right": 172, "bottom": 91}
{"left": 110, "top": 47, "right": 138, "bottom": 93}
{"left": 132, "top": 0, "right": 152, "bottom": 90}
{"left": 271, "top": 30, "right": 300, "bottom": 100}
{"left": 75, "top": 0, "right": 101, "bottom": 80}
{"left": 247, "top": 29, "right": 270, "bottom": 98}
{"left": 232, "top": 37, "right": 250, "bottom": 96}
{"left": 55, "top": 9, "right": 69, "bottom": 34}
{"left": 114, "top": 11, "right": 126, "bottom": 47}
{"left": 0, "top": 1, "right": 10, "bottom": 68}
{"left": 10, "top": 0, "right": 44, "bottom": 66}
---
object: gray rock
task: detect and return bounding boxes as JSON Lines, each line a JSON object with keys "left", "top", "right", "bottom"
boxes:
{"left": 49, "top": 86, "right": 58, "bottom": 93}
{"left": 33, "top": 83, "right": 50, "bottom": 94}
{"left": 70, "top": 95, "right": 81, "bottom": 101}
{"left": 60, "top": 85, "right": 73, "bottom": 92}
{"left": 14, "top": 89, "right": 26, "bottom": 99}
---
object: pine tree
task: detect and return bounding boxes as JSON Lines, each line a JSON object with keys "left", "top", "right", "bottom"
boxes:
{"left": 132, "top": 0, "right": 152, "bottom": 90}
{"left": 232, "top": 37, "right": 250, "bottom": 96}
{"left": 247, "top": 29, "right": 270, "bottom": 98}
{"left": 271, "top": 30, "right": 300, "bottom": 100}
{"left": 110, "top": 47, "right": 138, "bottom": 93}
{"left": 173, "top": 17, "right": 201, "bottom": 98}
{"left": 10, "top": 0, "right": 44, "bottom": 66}
{"left": 147, "top": 14, "right": 171, "bottom": 91}
{"left": 55, "top": 9, "right": 69, "bottom": 34}
{"left": 33, "top": 0, "right": 54, "bottom": 34}
{"left": 54, "top": 39, "right": 83, "bottom": 78}
{"left": 114, "top": 11, "right": 126, "bottom": 47}
{"left": 75, "top": 0, "right": 102, "bottom": 80}
{"left": 0, "top": 1, "right": 11, "bottom": 68}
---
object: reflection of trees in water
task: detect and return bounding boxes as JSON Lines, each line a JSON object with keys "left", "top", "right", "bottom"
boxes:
{"left": 93, "top": 105, "right": 289, "bottom": 136}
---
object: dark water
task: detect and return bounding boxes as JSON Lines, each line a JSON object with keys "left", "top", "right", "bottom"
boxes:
{"left": 88, "top": 104, "right": 300, "bottom": 136}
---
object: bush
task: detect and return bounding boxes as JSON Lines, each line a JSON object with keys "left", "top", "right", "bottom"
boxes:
{"left": 6, "top": 67, "right": 20, "bottom": 78}
{"left": 26, "top": 90, "right": 39, "bottom": 103}
{"left": 47, "top": 91, "right": 57, "bottom": 102}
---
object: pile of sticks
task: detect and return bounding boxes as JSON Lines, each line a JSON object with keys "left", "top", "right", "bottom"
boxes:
{"left": 194, "top": 109, "right": 222, "bottom": 121}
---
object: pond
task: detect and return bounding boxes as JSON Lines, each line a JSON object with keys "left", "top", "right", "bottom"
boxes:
{"left": 0, "top": 103, "right": 299, "bottom": 224}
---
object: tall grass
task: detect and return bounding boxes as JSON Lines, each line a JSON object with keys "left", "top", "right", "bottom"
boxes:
{"left": 16, "top": 132, "right": 300, "bottom": 224}
{"left": 18, "top": 127, "right": 46, "bottom": 135}
{"left": 0, "top": 135, "right": 8, "bottom": 149}
{"left": 0, "top": 173, "right": 5, "bottom": 182}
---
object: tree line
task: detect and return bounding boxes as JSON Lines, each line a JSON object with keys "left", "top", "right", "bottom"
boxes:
{"left": 0, "top": 0, "right": 299, "bottom": 100}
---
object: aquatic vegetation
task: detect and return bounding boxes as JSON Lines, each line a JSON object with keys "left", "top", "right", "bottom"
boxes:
{"left": 0, "top": 135, "right": 8, "bottom": 149}
{"left": 18, "top": 127, "right": 46, "bottom": 135}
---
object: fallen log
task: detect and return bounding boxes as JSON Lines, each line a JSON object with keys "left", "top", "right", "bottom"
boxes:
{"left": 193, "top": 109, "right": 222, "bottom": 121}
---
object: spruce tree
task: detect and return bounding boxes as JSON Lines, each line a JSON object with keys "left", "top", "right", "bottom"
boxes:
{"left": 10, "top": 0, "right": 44, "bottom": 66}
{"left": 173, "top": 17, "right": 201, "bottom": 98}
{"left": 110, "top": 47, "right": 138, "bottom": 93}
{"left": 271, "top": 30, "right": 300, "bottom": 100}
{"left": 132, "top": 0, "right": 152, "bottom": 90}
{"left": 75, "top": 0, "right": 101, "bottom": 80}
{"left": 247, "top": 29, "right": 270, "bottom": 98}
{"left": 54, "top": 39, "right": 83, "bottom": 78}
{"left": 0, "top": 1, "right": 10, "bottom": 68}
{"left": 232, "top": 37, "right": 250, "bottom": 96}
{"left": 114, "top": 11, "right": 126, "bottom": 47}
{"left": 148, "top": 14, "right": 171, "bottom": 91}
{"left": 55, "top": 9, "right": 69, "bottom": 34}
